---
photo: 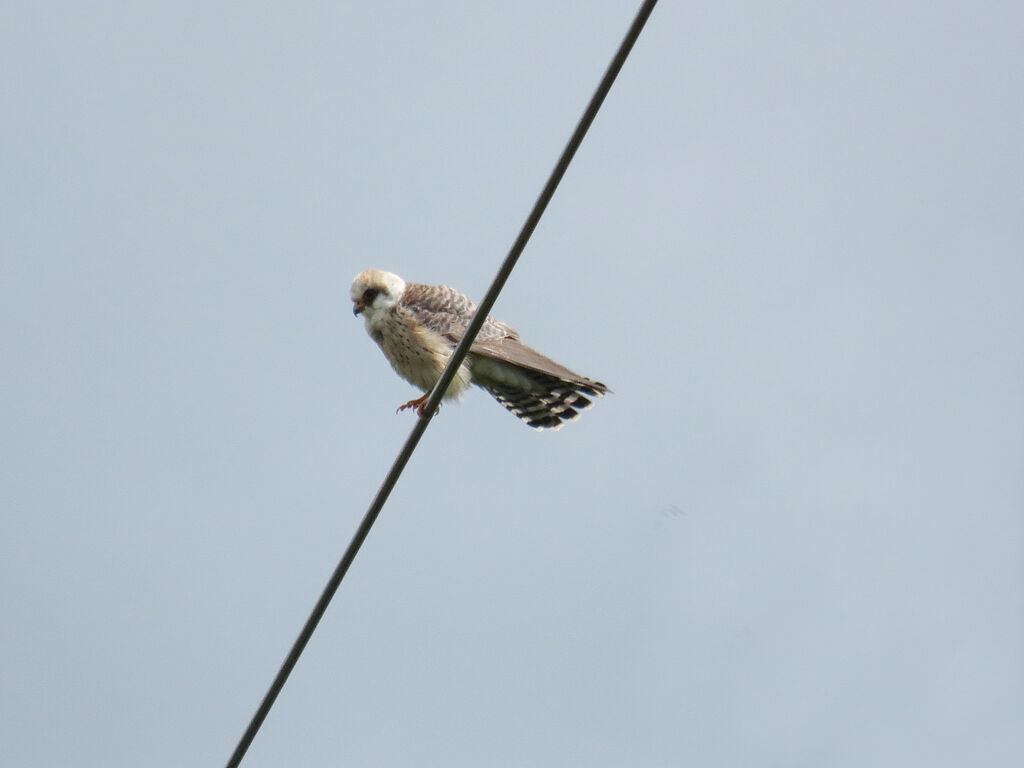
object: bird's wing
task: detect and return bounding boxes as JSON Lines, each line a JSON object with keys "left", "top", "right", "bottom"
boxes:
{"left": 469, "top": 338, "right": 608, "bottom": 394}
{"left": 399, "top": 282, "right": 519, "bottom": 343}
{"left": 400, "top": 282, "right": 607, "bottom": 394}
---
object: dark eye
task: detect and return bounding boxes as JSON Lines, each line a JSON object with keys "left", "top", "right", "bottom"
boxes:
{"left": 362, "top": 288, "right": 380, "bottom": 304}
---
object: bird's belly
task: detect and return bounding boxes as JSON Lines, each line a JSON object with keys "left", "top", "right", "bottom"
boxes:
{"left": 378, "top": 324, "right": 470, "bottom": 398}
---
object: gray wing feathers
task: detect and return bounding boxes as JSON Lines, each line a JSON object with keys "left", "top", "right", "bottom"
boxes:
{"left": 399, "top": 283, "right": 517, "bottom": 342}
{"left": 469, "top": 339, "right": 608, "bottom": 393}
{"left": 398, "top": 283, "right": 475, "bottom": 338}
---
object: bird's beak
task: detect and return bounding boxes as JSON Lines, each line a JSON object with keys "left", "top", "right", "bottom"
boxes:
{"left": 352, "top": 300, "right": 364, "bottom": 317}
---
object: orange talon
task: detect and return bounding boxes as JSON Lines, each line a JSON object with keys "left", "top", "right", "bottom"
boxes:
{"left": 396, "top": 393, "right": 441, "bottom": 417}
{"left": 396, "top": 393, "right": 430, "bottom": 415}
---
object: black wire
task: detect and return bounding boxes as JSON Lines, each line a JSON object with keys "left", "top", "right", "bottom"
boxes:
{"left": 225, "top": 2, "right": 658, "bottom": 765}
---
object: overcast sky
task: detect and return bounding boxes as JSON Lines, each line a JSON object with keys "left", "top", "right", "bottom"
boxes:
{"left": 3, "top": 1, "right": 1023, "bottom": 766}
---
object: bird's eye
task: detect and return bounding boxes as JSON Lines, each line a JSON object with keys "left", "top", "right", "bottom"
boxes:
{"left": 362, "top": 288, "right": 380, "bottom": 304}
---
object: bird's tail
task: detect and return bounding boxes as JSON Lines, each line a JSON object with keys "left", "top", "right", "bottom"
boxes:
{"left": 480, "top": 375, "right": 608, "bottom": 431}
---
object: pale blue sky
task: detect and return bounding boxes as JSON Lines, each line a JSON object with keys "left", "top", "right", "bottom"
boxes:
{"left": 3, "top": 2, "right": 1023, "bottom": 765}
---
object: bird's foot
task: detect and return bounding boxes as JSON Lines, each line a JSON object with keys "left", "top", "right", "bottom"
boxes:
{"left": 396, "top": 393, "right": 438, "bottom": 417}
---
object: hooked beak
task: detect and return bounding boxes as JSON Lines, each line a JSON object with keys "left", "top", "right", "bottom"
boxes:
{"left": 352, "top": 299, "right": 364, "bottom": 317}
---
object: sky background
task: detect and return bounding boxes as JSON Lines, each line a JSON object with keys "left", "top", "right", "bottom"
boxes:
{"left": 3, "top": 1, "right": 1023, "bottom": 765}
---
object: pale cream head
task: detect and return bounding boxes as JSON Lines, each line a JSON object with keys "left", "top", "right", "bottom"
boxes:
{"left": 350, "top": 269, "right": 406, "bottom": 322}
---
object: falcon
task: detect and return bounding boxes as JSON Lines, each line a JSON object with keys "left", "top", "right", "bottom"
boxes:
{"left": 350, "top": 269, "right": 609, "bottom": 430}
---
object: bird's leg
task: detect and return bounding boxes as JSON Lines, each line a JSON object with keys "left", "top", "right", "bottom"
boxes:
{"left": 396, "top": 393, "right": 430, "bottom": 415}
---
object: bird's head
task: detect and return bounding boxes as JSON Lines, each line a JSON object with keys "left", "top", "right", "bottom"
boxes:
{"left": 350, "top": 270, "right": 406, "bottom": 322}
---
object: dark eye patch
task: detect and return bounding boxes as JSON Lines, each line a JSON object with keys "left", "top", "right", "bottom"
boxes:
{"left": 362, "top": 288, "right": 380, "bottom": 303}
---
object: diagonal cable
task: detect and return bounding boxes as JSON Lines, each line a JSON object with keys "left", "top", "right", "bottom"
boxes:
{"left": 225, "top": 1, "right": 657, "bottom": 765}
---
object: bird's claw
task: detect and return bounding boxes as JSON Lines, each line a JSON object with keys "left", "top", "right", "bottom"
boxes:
{"left": 396, "top": 394, "right": 439, "bottom": 417}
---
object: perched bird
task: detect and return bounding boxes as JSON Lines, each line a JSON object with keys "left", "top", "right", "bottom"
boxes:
{"left": 350, "top": 269, "right": 609, "bottom": 430}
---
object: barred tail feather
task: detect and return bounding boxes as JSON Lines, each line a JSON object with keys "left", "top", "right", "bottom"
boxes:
{"left": 480, "top": 377, "right": 606, "bottom": 431}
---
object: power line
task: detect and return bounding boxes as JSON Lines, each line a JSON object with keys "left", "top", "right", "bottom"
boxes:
{"left": 225, "top": 2, "right": 658, "bottom": 765}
